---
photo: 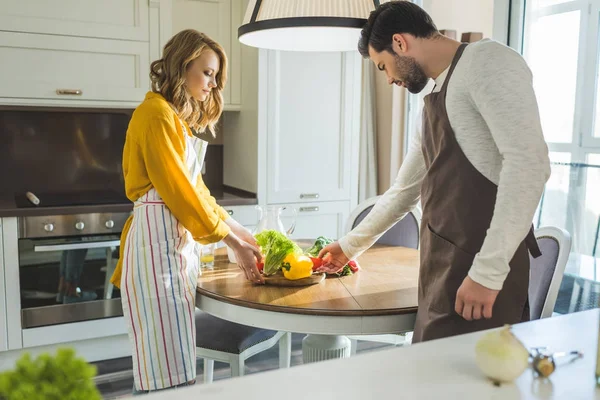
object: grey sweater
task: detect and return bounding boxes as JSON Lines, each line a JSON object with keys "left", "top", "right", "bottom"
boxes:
{"left": 339, "top": 39, "right": 551, "bottom": 290}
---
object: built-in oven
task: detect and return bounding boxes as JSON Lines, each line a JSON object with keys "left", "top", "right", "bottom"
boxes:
{"left": 0, "top": 105, "right": 135, "bottom": 330}
{"left": 18, "top": 211, "right": 130, "bottom": 328}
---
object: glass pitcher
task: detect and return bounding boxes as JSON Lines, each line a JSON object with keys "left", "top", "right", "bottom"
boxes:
{"left": 254, "top": 205, "right": 297, "bottom": 236}
{"left": 226, "top": 205, "right": 297, "bottom": 264}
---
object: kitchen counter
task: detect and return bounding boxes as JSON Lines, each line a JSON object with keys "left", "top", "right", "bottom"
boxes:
{"left": 0, "top": 186, "right": 257, "bottom": 217}
{"left": 147, "top": 310, "right": 600, "bottom": 400}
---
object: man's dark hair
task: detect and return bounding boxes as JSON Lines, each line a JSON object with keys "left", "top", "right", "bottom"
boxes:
{"left": 358, "top": 1, "right": 438, "bottom": 58}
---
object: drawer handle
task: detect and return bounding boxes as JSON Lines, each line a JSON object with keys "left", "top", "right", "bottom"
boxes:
{"left": 56, "top": 89, "right": 83, "bottom": 95}
{"left": 300, "top": 193, "right": 319, "bottom": 199}
{"left": 300, "top": 206, "right": 319, "bottom": 212}
{"left": 227, "top": 210, "right": 234, "bottom": 216}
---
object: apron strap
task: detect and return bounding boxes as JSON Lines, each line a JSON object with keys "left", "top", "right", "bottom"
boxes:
{"left": 525, "top": 225, "right": 542, "bottom": 258}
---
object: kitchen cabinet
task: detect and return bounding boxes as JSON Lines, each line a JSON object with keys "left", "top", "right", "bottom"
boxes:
{"left": 0, "top": 32, "right": 149, "bottom": 104}
{"left": 277, "top": 201, "right": 351, "bottom": 241}
{"left": 263, "top": 50, "right": 361, "bottom": 205}
{"left": 172, "top": 0, "right": 243, "bottom": 109}
{"left": 0, "top": 0, "right": 149, "bottom": 42}
{"left": 224, "top": 48, "right": 361, "bottom": 239}
{"left": 221, "top": 205, "right": 259, "bottom": 228}
{"left": 0, "top": 0, "right": 172, "bottom": 108}
{"left": 219, "top": 202, "right": 349, "bottom": 244}
{"left": 234, "top": 49, "right": 361, "bottom": 239}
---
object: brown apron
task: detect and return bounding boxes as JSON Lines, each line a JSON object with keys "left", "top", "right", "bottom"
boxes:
{"left": 412, "top": 43, "right": 542, "bottom": 343}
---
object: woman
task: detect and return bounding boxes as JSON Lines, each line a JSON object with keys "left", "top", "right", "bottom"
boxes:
{"left": 109, "top": 29, "right": 264, "bottom": 394}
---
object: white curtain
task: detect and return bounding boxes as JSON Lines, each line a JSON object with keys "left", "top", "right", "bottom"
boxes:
{"left": 358, "top": 59, "right": 378, "bottom": 203}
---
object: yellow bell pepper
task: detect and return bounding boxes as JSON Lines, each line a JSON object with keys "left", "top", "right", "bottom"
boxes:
{"left": 281, "top": 253, "right": 313, "bottom": 280}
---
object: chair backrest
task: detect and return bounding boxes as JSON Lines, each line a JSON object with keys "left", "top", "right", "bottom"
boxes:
{"left": 529, "top": 226, "right": 572, "bottom": 320}
{"left": 346, "top": 196, "right": 421, "bottom": 249}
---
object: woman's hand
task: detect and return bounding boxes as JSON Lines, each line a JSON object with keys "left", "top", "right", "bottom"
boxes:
{"left": 225, "top": 218, "right": 258, "bottom": 248}
{"left": 222, "top": 231, "right": 264, "bottom": 284}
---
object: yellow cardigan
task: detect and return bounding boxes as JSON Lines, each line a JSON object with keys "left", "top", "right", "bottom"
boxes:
{"left": 110, "top": 92, "right": 231, "bottom": 288}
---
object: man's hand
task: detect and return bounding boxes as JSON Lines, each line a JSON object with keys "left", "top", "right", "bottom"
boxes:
{"left": 317, "top": 241, "right": 349, "bottom": 274}
{"left": 455, "top": 276, "right": 499, "bottom": 321}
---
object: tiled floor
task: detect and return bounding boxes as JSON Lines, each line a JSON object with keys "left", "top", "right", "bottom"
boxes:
{"left": 96, "top": 333, "right": 394, "bottom": 399}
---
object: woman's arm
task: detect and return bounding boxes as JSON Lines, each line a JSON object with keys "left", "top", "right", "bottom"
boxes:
{"left": 140, "top": 113, "right": 231, "bottom": 244}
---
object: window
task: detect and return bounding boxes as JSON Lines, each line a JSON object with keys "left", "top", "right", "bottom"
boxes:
{"left": 511, "top": 0, "right": 600, "bottom": 256}
{"left": 525, "top": 9, "right": 580, "bottom": 144}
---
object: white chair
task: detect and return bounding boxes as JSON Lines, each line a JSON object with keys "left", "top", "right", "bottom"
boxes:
{"left": 346, "top": 196, "right": 422, "bottom": 354}
{"left": 195, "top": 310, "right": 291, "bottom": 383}
{"left": 347, "top": 199, "right": 570, "bottom": 352}
{"left": 528, "top": 226, "right": 571, "bottom": 319}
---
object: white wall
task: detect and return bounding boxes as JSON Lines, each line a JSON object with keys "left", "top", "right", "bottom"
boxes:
{"left": 423, "top": 0, "right": 495, "bottom": 39}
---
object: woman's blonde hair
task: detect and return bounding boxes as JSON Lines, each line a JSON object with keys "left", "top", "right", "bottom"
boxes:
{"left": 150, "top": 29, "right": 227, "bottom": 134}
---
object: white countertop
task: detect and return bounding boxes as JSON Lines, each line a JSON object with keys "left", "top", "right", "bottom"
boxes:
{"left": 148, "top": 310, "right": 600, "bottom": 399}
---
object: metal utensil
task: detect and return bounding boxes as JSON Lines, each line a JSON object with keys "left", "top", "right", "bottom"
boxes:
{"left": 530, "top": 348, "right": 583, "bottom": 378}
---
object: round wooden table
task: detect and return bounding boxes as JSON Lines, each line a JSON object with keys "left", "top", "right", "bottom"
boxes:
{"left": 196, "top": 244, "right": 419, "bottom": 362}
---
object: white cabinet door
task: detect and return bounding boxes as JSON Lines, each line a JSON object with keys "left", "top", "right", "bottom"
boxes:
{"left": 266, "top": 50, "right": 361, "bottom": 204}
{"left": 172, "top": 0, "right": 242, "bottom": 108}
{"left": 221, "top": 205, "right": 259, "bottom": 227}
{"left": 0, "top": 0, "right": 149, "bottom": 42}
{"left": 275, "top": 201, "right": 350, "bottom": 241}
{"left": 0, "top": 32, "right": 149, "bottom": 104}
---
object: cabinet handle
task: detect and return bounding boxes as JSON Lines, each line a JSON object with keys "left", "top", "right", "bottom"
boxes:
{"left": 299, "top": 207, "right": 319, "bottom": 212}
{"left": 300, "top": 193, "right": 319, "bottom": 199}
{"left": 227, "top": 210, "right": 234, "bottom": 216}
{"left": 34, "top": 240, "right": 120, "bottom": 252}
{"left": 56, "top": 89, "right": 82, "bottom": 95}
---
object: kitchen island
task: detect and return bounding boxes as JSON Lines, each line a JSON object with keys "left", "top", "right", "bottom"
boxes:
{"left": 146, "top": 309, "right": 600, "bottom": 399}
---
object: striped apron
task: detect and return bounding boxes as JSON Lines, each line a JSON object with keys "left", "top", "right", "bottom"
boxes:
{"left": 121, "top": 120, "right": 208, "bottom": 391}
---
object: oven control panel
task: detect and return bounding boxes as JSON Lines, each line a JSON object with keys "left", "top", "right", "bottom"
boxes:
{"left": 18, "top": 212, "right": 131, "bottom": 238}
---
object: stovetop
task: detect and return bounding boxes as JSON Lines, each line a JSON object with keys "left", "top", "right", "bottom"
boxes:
{"left": 15, "top": 190, "right": 130, "bottom": 209}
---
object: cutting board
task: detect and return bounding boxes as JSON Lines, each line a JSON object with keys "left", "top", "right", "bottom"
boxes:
{"left": 263, "top": 272, "right": 326, "bottom": 287}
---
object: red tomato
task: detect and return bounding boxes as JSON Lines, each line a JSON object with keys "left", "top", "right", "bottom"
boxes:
{"left": 348, "top": 260, "right": 360, "bottom": 273}
{"left": 310, "top": 257, "right": 323, "bottom": 271}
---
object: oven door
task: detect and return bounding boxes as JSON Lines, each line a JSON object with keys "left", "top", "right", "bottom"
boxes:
{"left": 18, "top": 234, "right": 123, "bottom": 328}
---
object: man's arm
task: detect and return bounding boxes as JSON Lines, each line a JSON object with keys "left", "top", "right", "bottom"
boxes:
{"left": 466, "top": 42, "right": 551, "bottom": 292}
{"left": 336, "top": 123, "right": 427, "bottom": 261}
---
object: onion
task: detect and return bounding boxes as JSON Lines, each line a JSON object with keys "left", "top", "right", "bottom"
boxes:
{"left": 475, "top": 325, "right": 530, "bottom": 384}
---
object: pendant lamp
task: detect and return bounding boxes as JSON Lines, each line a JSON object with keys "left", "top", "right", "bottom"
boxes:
{"left": 238, "top": 0, "right": 386, "bottom": 52}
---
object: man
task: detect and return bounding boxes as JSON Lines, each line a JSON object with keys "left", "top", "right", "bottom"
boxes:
{"left": 318, "top": 1, "right": 550, "bottom": 342}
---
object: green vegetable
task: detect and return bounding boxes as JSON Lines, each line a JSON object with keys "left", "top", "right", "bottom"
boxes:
{"left": 335, "top": 264, "right": 353, "bottom": 277}
{"left": 0, "top": 348, "right": 101, "bottom": 400}
{"left": 305, "top": 236, "right": 333, "bottom": 257}
{"left": 255, "top": 230, "right": 301, "bottom": 275}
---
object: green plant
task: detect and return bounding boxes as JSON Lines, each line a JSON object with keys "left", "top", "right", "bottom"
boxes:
{"left": 0, "top": 348, "right": 101, "bottom": 400}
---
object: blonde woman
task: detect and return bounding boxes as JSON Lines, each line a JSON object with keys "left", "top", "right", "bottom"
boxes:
{"left": 110, "top": 30, "right": 264, "bottom": 394}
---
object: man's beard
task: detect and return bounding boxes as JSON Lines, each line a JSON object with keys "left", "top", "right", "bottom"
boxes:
{"left": 394, "top": 54, "right": 429, "bottom": 94}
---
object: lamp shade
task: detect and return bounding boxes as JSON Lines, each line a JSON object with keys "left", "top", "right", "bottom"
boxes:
{"left": 238, "top": 0, "right": 385, "bottom": 52}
